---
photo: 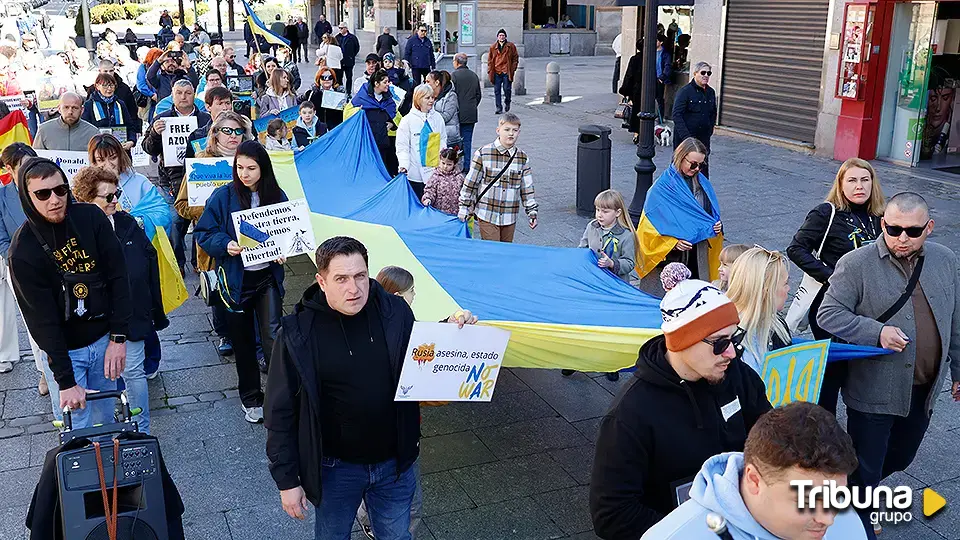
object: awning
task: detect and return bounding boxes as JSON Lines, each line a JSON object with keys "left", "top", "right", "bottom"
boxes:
{"left": 615, "top": 0, "right": 694, "bottom": 6}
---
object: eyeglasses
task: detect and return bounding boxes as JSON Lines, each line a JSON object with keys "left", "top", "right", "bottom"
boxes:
{"left": 98, "top": 83, "right": 116, "bottom": 89}
{"left": 32, "top": 184, "right": 70, "bottom": 201}
{"left": 683, "top": 157, "right": 702, "bottom": 170}
{"left": 885, "top": 222, "right": 929, "bottom": 238}
{"left": 320, "top": 74, "right": 334, "bottom": 81}
{"left": 700, "top": 70, "right": 712, "bottom": 76}
{"left": 702, "top": 327, "right": 746, "bottom": 356}
{"left": 217, "top": 127, "right": 245, "bottom": 136}
{"left": 96, "top": 187, "right": 123, "bottom": 204}
{"left": 227, "top": 55, "right": 236, "bottom": 58}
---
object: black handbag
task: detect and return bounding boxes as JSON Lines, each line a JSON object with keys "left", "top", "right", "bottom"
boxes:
{"left": 614, "top": 100, "right": 631, "bottom": 120}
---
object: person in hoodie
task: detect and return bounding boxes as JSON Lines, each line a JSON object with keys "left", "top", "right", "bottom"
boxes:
{"left": 194, "top": 141, "right": 287, "bottom": 424}
{"left": 292, "top": 101, "right": 327, "bottom": 150}
{"left": 8, "top": 158, "right": 131, "bottom": 429}
{"left": 71, "top": 166, "right": 170, "bottom": 434}
{"left": 352, "top": 70, "right": 400, "bottom": 177}
{"left": 396, "top": 83, "right": 446, "bottom": 199}
{"left": 642, "top": 402, "right": 866, "bottom": 540}
{"left": 589, "top": 277, "right": 771, "bottom": 539}
{"left": 264, "top": 236, "right": 476, "bottom": 540}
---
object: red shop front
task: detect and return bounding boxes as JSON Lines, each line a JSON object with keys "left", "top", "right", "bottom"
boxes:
{"left": 835, "top": 0, "right": 960, "bottom": 172}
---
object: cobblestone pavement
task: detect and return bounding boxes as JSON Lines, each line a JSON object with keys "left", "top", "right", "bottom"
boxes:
{"left": 1, "top": 54, "right": 959, "bottom": 540}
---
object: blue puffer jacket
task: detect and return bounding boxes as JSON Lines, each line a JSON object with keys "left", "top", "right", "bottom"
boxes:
{"left": 404, "top": 35, "right": 435, "bottom": 70}
{"left": 193, "top": 184, "right": 287, "bottom": 307}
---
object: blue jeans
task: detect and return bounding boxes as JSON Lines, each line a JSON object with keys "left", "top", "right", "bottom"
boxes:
{"left": 315, "top": 457, "right": 419, "bottom": 540}
{"left": 67, "top": 334, "right": 117, "bottom": 429}
{"left": 494, "top": 73, "right": 511, "bottom": 111}
{"left": 122, "top": 340, "right": 150, "bottom": 434}
{"left": 459, "top": 123, "right": 475, "bottom": 172}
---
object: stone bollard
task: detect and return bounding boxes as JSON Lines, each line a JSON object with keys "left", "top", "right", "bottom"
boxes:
{"left": 513, "top": 58, "right": 526, "bottom": 96}
{"left": 481, "top": 52, "right": 492, "bottom": 88}
{"left": 545, "top": 62, "right": 561, "bottom": 104}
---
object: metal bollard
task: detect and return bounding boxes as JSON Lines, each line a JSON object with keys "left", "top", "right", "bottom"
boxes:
{"left": 513, "top": 58, "right": 526, "bottom": 96}
{"left": 481, "top": 52, "right": 492, "bottom": 88}
{"left": 545, "top": 62, "right": 561, "bottom": 104}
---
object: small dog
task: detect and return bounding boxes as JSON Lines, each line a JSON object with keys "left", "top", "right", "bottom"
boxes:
{"left": 654, "top": 122, "right": 673, "bottom": 147}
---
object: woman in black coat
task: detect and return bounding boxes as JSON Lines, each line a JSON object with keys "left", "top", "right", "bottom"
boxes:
{"left": 303, "top": 66, "right": 345, "bottom": 130}
{"left": 618, "top": 38, "right": 644, "bottom": 141}
{"left": 786, "top": 157, "right": 885, "bottom": 414}
{"left": 82, "top": 73, "right": 138, "bottom": 146}
{"left": 350, "top": 70, "right": 399, "bottom": 176}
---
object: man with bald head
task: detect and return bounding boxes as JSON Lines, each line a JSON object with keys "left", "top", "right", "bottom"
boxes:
{"left": 819, "top": 191, "right": 960, "bottom": 539}
{"left": 33, "top": 93, "right": 101, "bottom": 151}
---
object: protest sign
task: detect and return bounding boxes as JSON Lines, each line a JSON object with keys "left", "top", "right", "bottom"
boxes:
{"left": 253, "top": 106, "right": 299, "bottom": 145}
{"left": 131, "top": 138, "right": 150, "bottom": 167}
{"left": 162, "top": 117, "right": 198, "bottom": 167}
{"left": 34, "top": 150, "right": 89, "bottom": 184}
{"left": 0, "top": 91, "right": 35, "bottom": 112}
{"left": 321, "top": 90, "right": 348, "bottom": 111}
{"left": 185, "top": 158, "right": 233, "bottom": 206}
{"left": 226, "top": 75, "right": 254, "bottom": 95}
{"left": 230, "top": 198, "right": 316, "bottom": 267}
{"left": 760, "top": 340, "right": 830, "bottom": 407}
{"left": 389, "top": 85, "right": 406, "bottom": 107}
{"left": 394, "top": 322, "right": 511, "bottom": 402}
{"left": 99, "top": 127, "right": 128, "bottom": 142}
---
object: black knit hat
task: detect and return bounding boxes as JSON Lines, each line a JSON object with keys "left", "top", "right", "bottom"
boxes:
{"left": 497, "top": 28, "right": 507, "bottom": 37}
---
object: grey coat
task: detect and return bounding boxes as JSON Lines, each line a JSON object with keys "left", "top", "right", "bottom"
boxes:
{"left": 451, "top": 65, "right": 481, "bottom": 124}
{"left": 434, "top": 86, "right": 461, "bottom": 145}
{"left": 818, "top": 239, "right": 960, "bottom": 417}
{"left": 579, "top": 220, "right": 640, "bottom": 285}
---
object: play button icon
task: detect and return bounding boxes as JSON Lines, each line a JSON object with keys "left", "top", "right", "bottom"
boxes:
{"left": 923, "top": 488, "right": 946, "bottom": 517}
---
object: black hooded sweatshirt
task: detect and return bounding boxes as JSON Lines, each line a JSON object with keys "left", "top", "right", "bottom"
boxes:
{"left": 589, "top": 335, "right": 771, "bottom": 539}
{"left": 264, "top": 280, "right": 420, "bottom": 505}
{"left": 7, "top": 159, "right": 131, "bottom": 390}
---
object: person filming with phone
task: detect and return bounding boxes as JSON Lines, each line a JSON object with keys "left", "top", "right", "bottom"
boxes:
{"left": 818, "top": 191, "right": 960, "bottom": 539}
{"left": 147, "top": 48, "right": 199, "bottom": 102}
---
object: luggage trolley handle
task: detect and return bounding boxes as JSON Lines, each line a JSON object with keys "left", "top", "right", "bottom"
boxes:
{"left": 61, "top": 390, "right": 131, "bottom": 432}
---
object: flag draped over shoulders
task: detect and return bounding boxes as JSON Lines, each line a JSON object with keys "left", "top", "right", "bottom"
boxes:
{"left": 635, "top": 164, "right": 721, "bottom": 278}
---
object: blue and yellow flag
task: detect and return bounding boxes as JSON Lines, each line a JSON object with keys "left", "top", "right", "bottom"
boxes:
{"left": 419, "top": 122, "right": 440, "bottom": 167}
{"left": 241, "top": 0, "right": 290, "bottom": 47}
{"left": 238, "top": 219, "right": 270, "bottom": 248}
{"left": 124, "top": 186, "right": 187, "bottom": 314}
{"left": 635, "top": 164, "right": 723, "bottom": 280}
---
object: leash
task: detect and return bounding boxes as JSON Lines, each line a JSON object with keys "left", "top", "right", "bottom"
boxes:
{"left": 92, "top": 439, "right": 120, "bottom": 540}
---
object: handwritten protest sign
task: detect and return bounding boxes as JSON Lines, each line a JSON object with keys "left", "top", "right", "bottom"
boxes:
{"left": 253, "top": 106, "right": 299, "bottom": 144}
{"left": 34, "top": 150, "right": 89, "bottom": 184}
{"left": 394, "top": 322, "right": 511, "bottom": 402}
{"left": 230, "top": 198, "right": 316, "bottom": 268}
{"left": 185, "top": 158, "right": 233, "bottom": 206}
{"left": 131, "top": 138, "right": 150, "bottom": 168}
{"left": 760, "top": 340, "right": 830, "bottom": 407}
{"left": 321, "top": 90, "right": 348, "bottom": 111}
{"left": 162, "top": 117, "right": 198, "bottom": 167}
{"left": 389, "top": 85, "right": 406, "bottom": 107}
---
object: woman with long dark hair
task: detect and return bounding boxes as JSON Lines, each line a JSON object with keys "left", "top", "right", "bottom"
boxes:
{"left": 194, "top": 141, "right": 287, "bottom": 423}
{"left": 352, "top": 69, "right": 399, "bottom": 175}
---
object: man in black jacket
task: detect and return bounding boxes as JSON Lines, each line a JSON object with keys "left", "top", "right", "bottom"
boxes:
{"left": 8, "top": 158, "right": 131, "bottom": 429}
{"left": 337, "top": 22, "right": 361, "bottom": 96}
{"left": 672, "top": 60, "right": 717, "bottom": 177}
{"left": 265, "top": 236, "right": 476, "bottom": 539}
{"left": 314, "top": 15, "right": 333, "bottom": 46}
{"left": 589, "top": 278, "right": 771, "bottom": 539}
{"left": 146, "top": 49, "right": 200, "bottom": 102}
{"left": 142, "top": 80, "right": 211, "bottom": 272}
{"left": 376, "top": 26, "right": 398, "bottom": 58}
{"left": 450, "top": 53, "right": 481, "bottom": 171}
{"left": 297, "top": 17, "right": 310, "bottom": 63}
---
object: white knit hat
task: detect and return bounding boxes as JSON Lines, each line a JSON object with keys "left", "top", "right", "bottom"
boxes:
{"left": 659, "top": 279, "right": 739, "bottom": 352}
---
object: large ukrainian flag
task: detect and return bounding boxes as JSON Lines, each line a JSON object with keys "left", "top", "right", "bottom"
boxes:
{"left": 635, "top": 164, "right": 724, "bottom": 281}
{"left": 241, "top": 0, "right": 290, "bottom": 47}
{"left": 125, "top": 187, "right": 188, "bottom": 314}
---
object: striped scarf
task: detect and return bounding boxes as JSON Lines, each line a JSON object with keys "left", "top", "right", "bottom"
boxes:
{"left": 92, "top": 93, "right": 125, "bottom": 127}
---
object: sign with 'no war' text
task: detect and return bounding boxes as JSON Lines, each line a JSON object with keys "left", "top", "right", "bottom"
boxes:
{"left": 395, "top": 322, "right": 511, "bottom": 402}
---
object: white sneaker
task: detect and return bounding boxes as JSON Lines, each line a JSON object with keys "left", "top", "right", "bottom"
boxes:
{"left": 0, "top": 361, "right": 13, "bottom": 373}
{"left": 242, "top": 405, "right": 264, "bottom": 423}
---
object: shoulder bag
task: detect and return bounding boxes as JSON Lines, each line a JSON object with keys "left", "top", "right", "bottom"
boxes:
{"left": 29, "top": 220, "right": 109, "bottom": 323}
{"left": 468, "top": 151, "right": 516, "bottom": 216}
{"left": 877, "top": 256, "right": 924, "bottom": 324}
{"left": 614, "top": 99, "right": 631, "bottom": 120}
{"left": 785, "top": 203, "right": 835, "bottom": 334}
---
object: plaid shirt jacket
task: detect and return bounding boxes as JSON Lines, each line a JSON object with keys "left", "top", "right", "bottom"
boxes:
{"left": 458, "top": 139, "right": 538, "bottom": 226}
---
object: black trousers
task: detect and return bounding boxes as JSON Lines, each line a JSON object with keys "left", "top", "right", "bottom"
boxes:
{"left": 655, "top": 81, "right": 666, "bottom": 123}
{"left": 343, "top": 64, "right": 355, "bottom": 95}
{"left": 810, "top": 284, "right": 847, "bottom": 415}
{"left": 612, "top": 57, "right": 621, "bottom": 94}
{"left": 847, "top": 383, "right": 932, "bottom": 539}
{"left": 409, "top": 179, "right": 424, "bottom": 199}
{"left": 226, "top": 269, "right": 282, "bottom": 408}
{"left": 412, "top": 68, "right": 431, "bottom": 86}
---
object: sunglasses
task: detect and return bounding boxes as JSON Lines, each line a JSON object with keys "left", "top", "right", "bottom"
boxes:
{"left": 33, "top": 184, "right": 70, "bottom": 201}
{"left": 702, "top": 327, "right": 746, "bottom": 356}
{"left": 683, "top": 157, "right": 703, "bottom": 170}
{"left": 217, "top": 127, "right": 245, "bottom": 136}
{"left": 885, "top": 222, "right": 929, "bottom": 238}
{"left": 700, "top": 70, "right": 713, "bottom": 76}
{"left": 320, "top": 75, "right": 334, "bottom": 81}
{"left": 96, "top": 187, "right": 123, "bottom": 204}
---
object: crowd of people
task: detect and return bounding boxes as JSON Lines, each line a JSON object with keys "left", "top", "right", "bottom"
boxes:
{"left": 0, "top": 13, "right": 959, "bottom": 540}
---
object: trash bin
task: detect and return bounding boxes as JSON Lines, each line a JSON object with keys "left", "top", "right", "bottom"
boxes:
{"left": 576, "top": 124, "right": 612, "bottom": 216}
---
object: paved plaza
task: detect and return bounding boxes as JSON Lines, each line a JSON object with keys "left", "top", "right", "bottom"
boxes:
{"left": 1, "top": 53, "right": 959, "bottom": 540}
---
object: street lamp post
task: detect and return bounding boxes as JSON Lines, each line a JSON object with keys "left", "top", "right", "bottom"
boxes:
{"left": 627, "top": 0, "right": 659, "bottom": 225}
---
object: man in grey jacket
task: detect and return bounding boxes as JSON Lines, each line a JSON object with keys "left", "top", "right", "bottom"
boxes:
{"left": 33, "top": 94, "right": 100, "bottom": 152}
{"left": 818, "top": 191, "right": 960, "bottom": 539}
{"left": 451, "top": 53, "right": 481, "bottom": 171}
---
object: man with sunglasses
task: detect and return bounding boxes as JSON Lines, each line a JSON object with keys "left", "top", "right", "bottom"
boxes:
{"left": 590, "top": 278, "right": 771, "bottom": 539}
{"left": 8, "top": 158, "right": 131, "bottom": 429}
{"left": 671, "top": 61, "right": 717, "bottom": 177}
{"left": 818, "top": 192, "right": 960, "bottom": 539}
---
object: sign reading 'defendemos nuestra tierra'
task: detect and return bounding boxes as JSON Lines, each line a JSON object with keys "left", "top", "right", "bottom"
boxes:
{"left": 230, "top": 199, "right": 316, "bottom": 268}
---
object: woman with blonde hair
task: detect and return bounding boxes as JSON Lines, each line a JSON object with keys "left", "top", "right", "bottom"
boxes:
{"left": 725, "top": 246, "right": 792, "bottom": 375}
{"left": 396, "top": 83, "right": 446, "bottom": 198}
{"left": 258, "top": 68, "right": 298, "bottom": 117}
{"left": 786, "top": 156, "right": 884, "bottom": 414}
{"left": 636, "top": 136, "right": 723, "bottom": 297}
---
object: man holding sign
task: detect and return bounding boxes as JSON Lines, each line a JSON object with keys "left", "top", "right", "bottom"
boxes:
{"left": 264, "top": 236, "right": 476, "bottom": 539}
{"left": 142, "top": 80, "right": 210, "bottom": 271}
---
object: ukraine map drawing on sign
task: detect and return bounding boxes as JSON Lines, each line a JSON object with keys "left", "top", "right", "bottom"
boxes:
{"left": 238, "top": 219, "right": 271, "bottom": 249}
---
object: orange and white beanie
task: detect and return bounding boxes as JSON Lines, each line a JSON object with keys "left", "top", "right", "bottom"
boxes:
{"left": 659, "top": 278, "right": 740, "bottom": 352}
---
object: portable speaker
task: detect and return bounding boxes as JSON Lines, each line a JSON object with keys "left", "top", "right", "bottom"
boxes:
{"left": 57, "top": 438, "right": 169, "bottom": 540}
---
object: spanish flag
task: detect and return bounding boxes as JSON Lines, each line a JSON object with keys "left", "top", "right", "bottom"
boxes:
{"left": 238, "top": 219, "right": 270, "bottom": 249}
{"left": 635, "top": 164, "right": 723, "bottom": 281}
{"left": 241, "top": 0, "right": 290, "bottom": 47}
{"left": 0, "top": 110, "right": 31, "bottom": 185}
